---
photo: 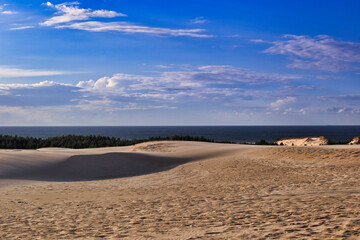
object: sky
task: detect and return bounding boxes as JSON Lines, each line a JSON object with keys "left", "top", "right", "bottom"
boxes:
{"left": 0, "top": 0, "right": 360, "bottom": 126}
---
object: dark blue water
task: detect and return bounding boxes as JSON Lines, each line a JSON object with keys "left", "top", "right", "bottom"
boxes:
{"left": 0, "top": 126, "right": 359, "bottom": 143}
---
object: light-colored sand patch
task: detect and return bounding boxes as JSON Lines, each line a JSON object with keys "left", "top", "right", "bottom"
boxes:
{"left": 276, "top": 136, "right": 328, "bottom": 146}
{"left": 0, "top": 142, "right": 360, "bottom": 239}
{"left": 349, "top": 136, "right": 360, "bottom": 145}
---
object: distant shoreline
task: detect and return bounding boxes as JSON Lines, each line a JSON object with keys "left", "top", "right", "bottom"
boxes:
{"left": 0, "top": 126, "right": 360, "bottom": 144}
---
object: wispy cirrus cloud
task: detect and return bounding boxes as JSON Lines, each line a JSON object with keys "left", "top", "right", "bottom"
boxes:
{"left": 0, "top": 66, "right": 72, "bottom": 78}
{"left": 40, "top": 2, "right": 213, "bottom": 37}
{"left": 256, "top": 34, "right": 360, "bottom": 72}
{"left": 155, "top": 64, "right": 174, "bottom": 69}
{"left": 191, "top": 16, "right": 207, "bottom": 24}
{"left": 56, "top": 21, "right": 211, "bottom": 37}
{"left": 319, "top": 94, "right": 360, "bottom": 103}
{"left": 10, "top": 26, "right": 35, "bottom": 30}
{"left": 326, "top": 106, "right": 360, "bottom": 114}
{"left": 194, "top": 65, "right": 300, "bottom": 84}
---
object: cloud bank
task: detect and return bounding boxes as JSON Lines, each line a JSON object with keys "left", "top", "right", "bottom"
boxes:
{"left": 0, "top": 65, "right": 358, "bottom": 125}
{"left": 0, "top": 65, "right": 301, "bottom": 109}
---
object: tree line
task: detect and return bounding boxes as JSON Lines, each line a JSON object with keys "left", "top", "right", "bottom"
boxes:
{"left": 3, "top": 134, "right": 347, "bottom": 149}
{"left": 0, "top": 134, "right": 214, "bottom": 149}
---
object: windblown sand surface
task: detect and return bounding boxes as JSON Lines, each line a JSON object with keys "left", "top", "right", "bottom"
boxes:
{"left": 0, "top": 141, "right": 360, "bottom": 239}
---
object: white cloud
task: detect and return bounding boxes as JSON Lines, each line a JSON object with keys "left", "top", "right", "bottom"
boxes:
{"left": 270, "top": 97, "right": 297, "bottom": 110}
{"left": 75, "top": 66, "right": 302, "bottom": 105}
{"left": 0, "top": 81, "right": 81, "bottom": 110}
{"left": 40, "top": 2, "right": 213, "bottom": 37}
{"left": 1, "top": 65, "right": 359, "bottom": 124}
{"left": 195, "top": 65, "right": 300, "bottom": 84}
{"left": 44, "top": 2, "right": 53, "bottom": 7}
{"left": 251, "top": 39, "right": 265, "bottom": 43}
{"left": 299, "top": 108, "right": 306, "bottom": 115}
{"left": 155, "top": 65, "right": 174, "bottom": 69}
{"left": 191, "top": 16, "right": 207, "bottom": 24}
{"left": 319, "top": 94, "right": 360, "bottom": 102}
{"left": 77, "top": 79, "right": 95, "bottom": 89}
{"left": 10, "top": 26, "right": 35, "bottom": 30}
{"left": 0, "top": 3, "right": 17, "bottom": 15}
{"left": 41, "top": 2, "right": 126, "bottom": 26}
{"left": 0, "top": 66, "right": 311, "bottom": 113}
{"left": 79, "top": 66, "right": 299, "bottom": 91}
{"left": 326, "top": 106, "right": 360, "bottom": 114}
{"left": 56, "top": 21, "right": 212, "bottom": 37}
{"left": 0, "top": 80, "right": 72, "bottom": 90}
{"left": 0, "top": 65, "right": 319, "bottom": 119}
{"left": 0, "top": 66, "right": 72, "bottom": 78}
{"left": 2, "top": 10, "right": 16, "bottom": 14}
{"left": 257, "top": 35, "right": 360, "bottom": 72}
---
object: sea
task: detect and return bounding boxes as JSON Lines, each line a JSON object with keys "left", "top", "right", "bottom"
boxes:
{"left": 0, "top": 126, "right": 359, "bottom": 143}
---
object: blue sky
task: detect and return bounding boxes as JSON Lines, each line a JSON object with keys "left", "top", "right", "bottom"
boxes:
{"left": 0, "top": 0, "right": 360, "bottom": 125}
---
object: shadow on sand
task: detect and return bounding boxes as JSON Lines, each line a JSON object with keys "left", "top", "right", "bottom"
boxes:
{"left": 0, "top": 152, "right": 190, "bottom": 182}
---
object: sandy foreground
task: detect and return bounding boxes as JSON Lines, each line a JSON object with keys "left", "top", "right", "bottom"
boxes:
{"left": 0, "top": 141, "right": 360, "bottom": 239}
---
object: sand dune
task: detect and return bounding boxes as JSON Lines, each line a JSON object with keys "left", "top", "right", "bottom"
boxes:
{"left": 349, "top": 136, "right": 360, "bottom": 145}
{"left": 0, "top": 141, "right": 360, "bottom": 239}
{"left": 0, "top": 142, "right": 244, "bottom": 181}
{"left": 276, "top": 136, "right": 328, "bottom": 146}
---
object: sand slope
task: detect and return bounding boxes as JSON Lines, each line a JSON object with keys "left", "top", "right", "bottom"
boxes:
{"left": 0, "top": 141, "right": 360, "bottom": 239}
